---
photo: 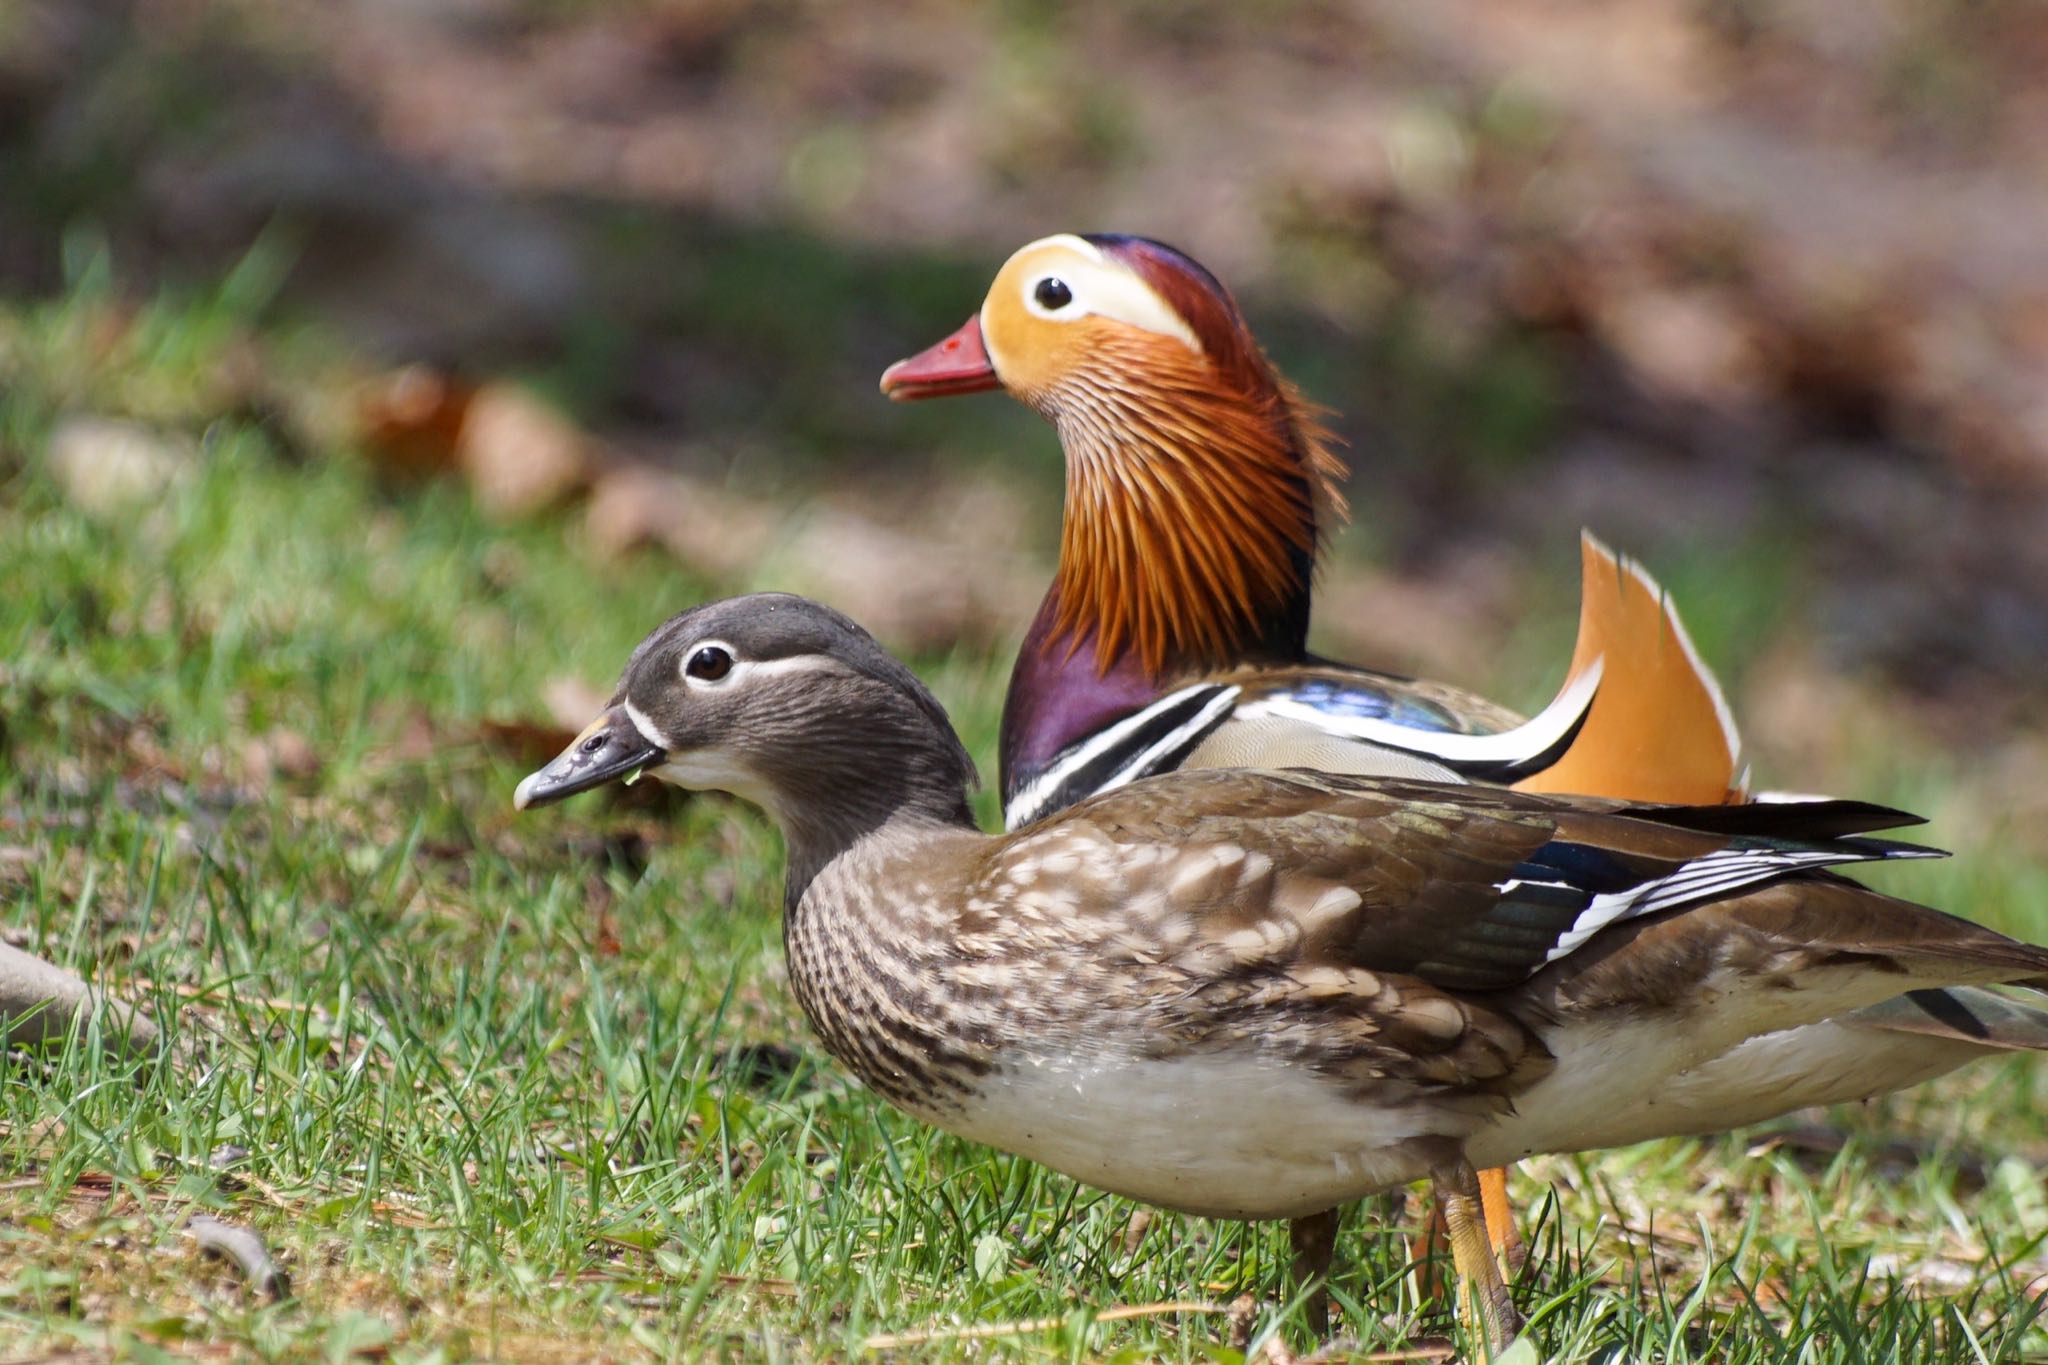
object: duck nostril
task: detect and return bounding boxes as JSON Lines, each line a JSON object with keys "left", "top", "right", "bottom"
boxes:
{"left": 581, "top": 734, "right": 607, "bottom": 754}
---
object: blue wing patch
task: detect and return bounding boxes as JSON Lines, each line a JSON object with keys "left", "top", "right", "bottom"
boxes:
{"left": 1273, "top": 678, "right": 1467, "bottom": 733}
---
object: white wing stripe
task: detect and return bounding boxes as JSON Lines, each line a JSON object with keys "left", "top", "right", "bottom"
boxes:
{"left": 1540, "top": 848, "right": 1872, "bottom": 964}
{"left": 1494, "top": 877, "right": 1579, "bottom": 896}
{"left": 1237, "top": 657, "right": 1603, "bottom": 771}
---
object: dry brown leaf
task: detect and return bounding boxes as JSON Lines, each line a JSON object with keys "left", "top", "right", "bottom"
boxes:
{"left": 243, "top": 727, "right": 322, "bottom": 788}
{"left": 582, "top": 463, "right": 774, "bottom": 574}
{"left": 357, "top": 366, "right": 474, "bottom": 479}
{"left": 455, "top": 382, "right": 592, "bottom": 519}
{"left": 476, "top": 717, "right": 579, "bottom": 767}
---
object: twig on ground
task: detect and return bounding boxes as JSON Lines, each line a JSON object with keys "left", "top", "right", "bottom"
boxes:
{"left": 1616, "top": 1218, "right": 1708, "bottom": 1251}
{"left": 1228, "top": 1292, "right": 1258, "bottom": 1349}
{"left": 714, "top": 1272, "right": 799, "bottom": 1298}
{"left": 152, "top": 982, "right": 315, "bottom": 1015}
{"left": 50, "top": 1167, "right": 439, "bottom": 1236}
{"left": 0, "top": 943, "right": 159, "bottom": 1058}
{"left": 186, "top": 1214, "right": 290, "bottom": 1301}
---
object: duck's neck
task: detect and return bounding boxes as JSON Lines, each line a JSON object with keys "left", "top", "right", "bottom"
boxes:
{"left": 764, "top": 710, "right": 979, "bottom": 912}
{"left": 1001, "top": 343, "right": 1344, "bottom": 799}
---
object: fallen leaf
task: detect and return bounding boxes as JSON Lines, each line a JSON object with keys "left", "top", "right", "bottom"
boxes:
{"left": 456, "top": 382, "right": 591, "bottom": 519}
{"left": 582, "top": 462, "right": 773, "bottom": 573}
{"left": 357, "top": 366, "right": 473, "bottom": 479}
{"left": 476, "top": 718, "right": 578, "bottom": 767}
{"left": 242, "top": 726, "right": 322, "bottom": 788}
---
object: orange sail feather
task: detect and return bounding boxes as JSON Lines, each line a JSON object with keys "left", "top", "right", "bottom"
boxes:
{"left": 1515, "top": 533, "right": 1747, "bottom": 806}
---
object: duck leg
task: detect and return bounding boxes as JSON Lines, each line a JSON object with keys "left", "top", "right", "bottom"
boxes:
{"left": 1433, "top": 1158, "right": 1522, "bottom": 1355}
{"left": 1410, "top": 1167, "right": 1518, "bottom": 1304}
{"left": 1478, "top": 1166, "right": 1521, "bottom": 1265}
{"left": 1289, "top": 1207, "right": 1342, "bottom": 1336}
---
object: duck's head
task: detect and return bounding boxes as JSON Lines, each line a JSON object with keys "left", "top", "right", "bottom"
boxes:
{"left": 883, "top": 234, "right": 1347, "bottom": 677}
{"left": 515, "top": 594, "right": 976, "bottom": 874}
{"left": 881, "top": 233, "right": 1241, "bottom": 413}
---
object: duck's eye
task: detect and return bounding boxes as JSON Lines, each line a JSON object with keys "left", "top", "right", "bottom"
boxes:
{"left": 685, "top": 646, "right": 733, "bottom": 682}
{"left": 1034, "top": 277, "right": 1074, "bottom": 310}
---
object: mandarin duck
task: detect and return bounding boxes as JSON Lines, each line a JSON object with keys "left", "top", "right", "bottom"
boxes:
{"left": 877, "top": 232, "right": 2048, "bottom": 1294}
{"left": 880, "top": 233, "right": 1745, "bottom": 830}
{"left": 516, "top": 592, "right": 2048, "bottom": 1353}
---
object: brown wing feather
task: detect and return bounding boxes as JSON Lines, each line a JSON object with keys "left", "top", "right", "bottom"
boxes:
{"left": 988, "top": 769, "right": 1997, "bottom": 991}
{"left": 968, "top": 768, "right": 2048, "bottom": 1105}
{"left": 1529, "top": 876, "right": 2048, "bottom": 1029}
{"left": 987, "top": 770, "right": 1599, "bottom": 978}
{"left": 967, "top": 770, "right": 1557, "bottom": 1097}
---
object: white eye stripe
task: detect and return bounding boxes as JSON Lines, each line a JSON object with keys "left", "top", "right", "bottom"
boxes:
{"left": 992, "top": 238, "right": 1203, "bottom": 356}
{"left": 631, "top": 651, "right": 838, "bottom": 751}
{"left": 679, "top": 649, "right": 837, "bottom": 691}
{"left": 623, "top": 698, "right": 671, "bottom": 751}
{"left": 1025, "top": 232, "right": 1108, "bottom": 264}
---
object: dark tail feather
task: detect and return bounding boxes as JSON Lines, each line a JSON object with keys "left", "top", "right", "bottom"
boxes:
{"left": 1632, "top": 798, "right": 1928, "bottom": 841}
{"left": 1847, "top": 987, "right": 2048, "bottom": 1052}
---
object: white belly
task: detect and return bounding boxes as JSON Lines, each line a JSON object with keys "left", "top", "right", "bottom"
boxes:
{"left": 1519, "top": 1018, "right": 1996, "bottom": 1152}
{"left": 1468, "top": 1011, "right": 1712, "bottom": 1165}
{"left": 1470, "top": 964, "right": 1994, "bottom": 1165}
{"left": 921, "top": 1046, "right": 1467, "bottom": 1220}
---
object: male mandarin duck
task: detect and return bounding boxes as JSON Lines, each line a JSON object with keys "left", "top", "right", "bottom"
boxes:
{"left": 878, "top": 231, "right": 2048, "bottom": 1299}
{"left": 515, "top": 592, "right": 2048, "bottom": 1352}
{"left": 880, "top": 232, "right": 1745, "bottom": 831}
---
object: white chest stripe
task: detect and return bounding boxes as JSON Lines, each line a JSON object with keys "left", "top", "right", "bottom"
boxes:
{"left": 1005, "top": 684, "right": 1240, "bottom": 831}
{"left": 1235, "top": 658, "right": 1603, "bottom": 773}
{"left": 1094, "top": 686, "right": 1241, "bottom": 796}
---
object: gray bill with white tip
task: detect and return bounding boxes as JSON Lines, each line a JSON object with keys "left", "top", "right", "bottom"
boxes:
{"left": 514, "top": 706, "right": 664, "bottom": 809}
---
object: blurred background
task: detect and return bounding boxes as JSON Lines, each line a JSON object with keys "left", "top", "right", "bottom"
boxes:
{"left": 10, "top": 5, "right": 2048, "bottom": 1350}
{"left": 7, "top": 0, "right": 2048, "bottom": 821}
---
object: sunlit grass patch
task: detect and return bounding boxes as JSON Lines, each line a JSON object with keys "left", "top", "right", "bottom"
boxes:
{"left": 2, "top": 273, "right": 2046, "bottom": 1360}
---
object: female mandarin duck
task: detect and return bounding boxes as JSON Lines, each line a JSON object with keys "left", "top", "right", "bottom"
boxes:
{"left": 879, "top": 231, "right": 2048, "bottom": 1301}
{"left": 516, "top": 593, "right": 2048, "bottom": 1353}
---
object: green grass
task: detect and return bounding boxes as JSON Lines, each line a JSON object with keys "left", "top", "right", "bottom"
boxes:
{"left": 3, "top": 275, "right": 2048, "bottom": 1362}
